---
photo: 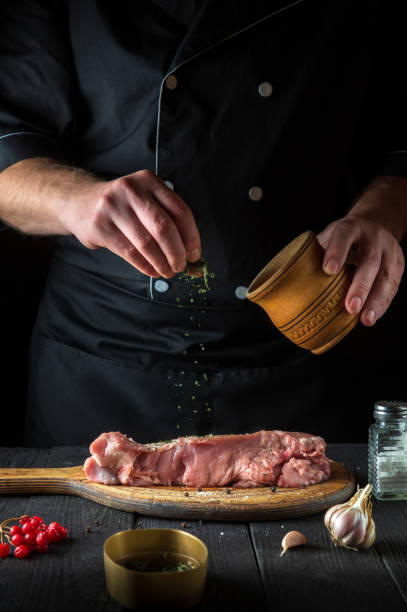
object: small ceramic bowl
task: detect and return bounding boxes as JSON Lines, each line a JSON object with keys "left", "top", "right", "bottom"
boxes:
{"left": 104, "top": 528, "right": 208, "bottom": 609}
{"left": 246, "top": 230, "right": 359, "bottom": 354}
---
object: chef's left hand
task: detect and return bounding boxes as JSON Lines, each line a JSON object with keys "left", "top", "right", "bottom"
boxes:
{"left": 317, "top": 177, "right": 407, "bottom": 327}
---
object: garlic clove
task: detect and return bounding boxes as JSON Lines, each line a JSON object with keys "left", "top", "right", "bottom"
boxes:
{"left": 323, "top": 503, "right": 342, "bottom": 529}
{"left": 330, "top": 507, "right": 366, "bottom": 542}
{"left": 359, "top": 522, "right": 376, "bottom": 549}
{"left": 281, "top": 530, "right": 307, "bottom": 556}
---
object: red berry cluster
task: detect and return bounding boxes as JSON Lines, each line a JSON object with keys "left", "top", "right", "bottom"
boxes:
{"left": 0, "top": 514, "right": 68, "bottom": 559}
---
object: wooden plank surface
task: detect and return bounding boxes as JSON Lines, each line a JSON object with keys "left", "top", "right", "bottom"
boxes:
{"left": 250, "top": 444, "right": 407, "bottom": 612}
{"left": 330, "top": 445, "right": 407, "bottom": 608}
{"left": 0, "top": 445, "right": 406, "bottom": 612}
{"left": 0, "top": 459, "right": 355, "bottom": 520}
{"left": 137, "top": 515, "right": 267, "bottom": 610}
{"left": 0, "top": 446, "right": 133, "bottom": 612}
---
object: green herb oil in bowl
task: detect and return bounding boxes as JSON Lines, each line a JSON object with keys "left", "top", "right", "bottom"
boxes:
{"left": 117, "top": 550, "right": 200, "bottom": 573}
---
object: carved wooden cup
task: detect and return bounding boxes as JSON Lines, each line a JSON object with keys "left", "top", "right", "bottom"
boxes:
{"left": 246, "top": 230, "right": 359, "bottom": 354}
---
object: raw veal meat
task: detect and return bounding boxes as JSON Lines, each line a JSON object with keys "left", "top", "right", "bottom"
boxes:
{"left": 84, "top": 430, "right": 330, "bottom": 488}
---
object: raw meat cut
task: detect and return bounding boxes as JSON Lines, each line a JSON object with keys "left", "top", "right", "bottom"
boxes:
{"left": 84, "top": 430, "right": 330, "bottom": 488}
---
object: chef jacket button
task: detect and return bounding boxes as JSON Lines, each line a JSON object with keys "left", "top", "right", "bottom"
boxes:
{"left": 154, "top": 279, "right": 170, "bottom": 293}
{"left": 249, "top": 186, "right": 263, "bottom": 202}
{"left": 165, "top": 74, "right": 178, "bottom": 90}
{"left": 235, "top": 286, "right": 248, "bottom": 300}
{"left": 258, "top": 82, "right": 273, "bottom": 97}
{"left": 164, "top": 180, "right": 175, "bottom": 190}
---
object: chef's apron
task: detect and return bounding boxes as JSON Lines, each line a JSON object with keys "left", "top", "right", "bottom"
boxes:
{"left": 24, "top": 0, "right": 405, "bottom": 446}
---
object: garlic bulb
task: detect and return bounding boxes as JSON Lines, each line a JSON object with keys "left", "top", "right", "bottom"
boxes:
{"left": 324, "top": 483, "right": 375, "bottom": 551}
{"left": 281, "top": 530, "right": 307, "bottom": 555}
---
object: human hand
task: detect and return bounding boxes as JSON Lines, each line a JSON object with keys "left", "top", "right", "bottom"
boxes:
{"left": 60, "top": 169, "right": 201, "bottom": 278}
{"left": 317, "top": 214, "right": 405, "bottom": 326}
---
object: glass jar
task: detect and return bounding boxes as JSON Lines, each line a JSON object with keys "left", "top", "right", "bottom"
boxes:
{"left": 368, "top": 400, "right": 407, "bottom": 500}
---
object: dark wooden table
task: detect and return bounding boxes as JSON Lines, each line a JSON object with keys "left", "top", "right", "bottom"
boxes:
{"left": 0, "top": 444, "right": 406, "bottom": 612}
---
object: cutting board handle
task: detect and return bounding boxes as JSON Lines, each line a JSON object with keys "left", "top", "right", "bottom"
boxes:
{"left": 0, "top": 466, "right": 85, "bottom": 494}
{"left": 0, "top": 465, "right": 143, "bottom": 513}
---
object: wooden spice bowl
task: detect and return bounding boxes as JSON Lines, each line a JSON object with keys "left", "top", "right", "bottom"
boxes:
{"left": 104, "top": 528, "right": 208, "bottom": 608}
{"left": 246, "top": 230, "right": 359, "bottom": 354}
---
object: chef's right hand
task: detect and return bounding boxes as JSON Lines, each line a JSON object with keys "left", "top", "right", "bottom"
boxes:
{"left": 61, "top": 169, "right": 202, "bottom": 278}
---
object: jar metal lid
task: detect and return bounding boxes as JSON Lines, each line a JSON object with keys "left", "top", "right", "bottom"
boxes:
{"left": 374, "top": 400, "right": 407, "bottom": 417}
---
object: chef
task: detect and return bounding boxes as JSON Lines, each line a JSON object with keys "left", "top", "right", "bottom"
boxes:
{"left": 0, "top": 1, "right": 405, "bottom": 447}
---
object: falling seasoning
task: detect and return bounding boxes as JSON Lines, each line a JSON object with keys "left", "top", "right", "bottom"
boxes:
{"left": 166, "top": 257, "right": 215, "bottom": 432}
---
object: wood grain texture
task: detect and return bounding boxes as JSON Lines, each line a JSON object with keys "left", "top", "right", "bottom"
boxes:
{"left": 0, "top": 459, "right": 355, "bottom": 520}
{"left": 0, "top": 445, "right": 405, "bottom": 612}
{"left": 248, "top": 444, "right": 406, "bottom": 612}
{"left": 137, "top": 515, "right": 267, "bottom": 610}
{"left": 250, "top": 512, "right": 406, "bottom": 612}
{"left": 330, "top": 445, "right": 407, "bottom": 608}
{"left": 0, "top": 447, "right": 133, "bottom": 612}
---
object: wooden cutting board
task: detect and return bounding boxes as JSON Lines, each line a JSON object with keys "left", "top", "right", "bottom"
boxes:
{"left": 0, "top": 459, "right": 354, "bottom": 521}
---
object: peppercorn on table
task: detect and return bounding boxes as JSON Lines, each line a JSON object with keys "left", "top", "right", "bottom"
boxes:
{"left": 0, "top": 444, "right": 406, "bottom": 612}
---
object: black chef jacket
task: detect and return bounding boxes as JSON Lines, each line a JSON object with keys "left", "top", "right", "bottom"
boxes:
{"left": 0, "top": 1, "right": 405, "bottom": 446}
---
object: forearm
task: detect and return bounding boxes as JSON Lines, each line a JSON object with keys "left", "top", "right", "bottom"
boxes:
{"left": 0, "top": 158, "right": 201, "bottom": 277}
{"left": 348, "top": 176, "right": 407, "bottom": 242}
{"left": 0, "top": 157, "right": 100, "bottom": 235}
